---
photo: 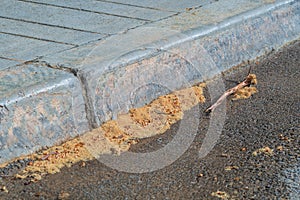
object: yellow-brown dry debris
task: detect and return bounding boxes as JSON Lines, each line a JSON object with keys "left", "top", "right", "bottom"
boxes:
{"left": 129, "top": 106, "right": 151, "bottom": 127}
{"left": 276, "top": 146, "right": 284, "bottom": 151}
{"left": 232, "top": 73, "right": 258, "bottom": 100}
{"left": 173, "top": 83, "right": 206, "bottom": 111}
{"left": 232, "top": 86, "right": 257, "bottom": 100}
{"left": 248, "top": 74, "right": 257, "bottom": 85}
{"left": 0, "top": 186, "right": 8, "bottom": 193}
{"left": 252, "top": 146, "right": 274, "bottom": 156}
{"left": 211, "top": 191, "right": 230, "bottom": 199}
{"left": 192, "top": 83, "right": 206, "bottom": 103}
{"left": 101, "top": 120, "right": 136, "bottom": 151}
{"left": 152, "top": 94, "right": 183, "bottom": 126}
{"left": 58, "top": 191, "right": 70, "bottom": 200}
{"left": 154, "top": 94, "right": 182, "bottom": 114}
{"left": 14, "top": 138, "right": 93, "bottom": 181}
{"left": 224, "top": 165, "right": 239, "bottom": 171}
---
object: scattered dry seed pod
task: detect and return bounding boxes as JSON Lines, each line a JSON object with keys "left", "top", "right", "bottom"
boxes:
{"left": 58, "top": 191, "right": 70, "bottom": 200}
{"left": 278, "top": 134, "right": 289, "bottom": 141}
{"left": 80, "top": 162, "right": 86, "bottom": 167}
{"left": 15, "top": 174, "right": 27, "bottom": 179}
{"left": 276, "top": 146, "right": 283, "bottom": 151}
{"left": 211, "top": 191, "right": 230, "bottom": 199}
{"left": 241, "top": 147, "right": 247, "bottom": 151}
{"left": 0, "top": 186, "right": 8, "bottom": 193}
{"left": 221, "top": 153, "right": 229, "bottom": 158}
{"left": 31, "top": 173, "right": 42, "bottom": 182}
{"left": 252, "top": 146, "right": 274, "bottom": 156}
{"left": 225, "top": 166, "right": 239, "bottom": 171}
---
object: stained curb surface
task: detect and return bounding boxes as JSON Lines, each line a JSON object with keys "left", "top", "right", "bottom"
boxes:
{"left": 0, "top": 0, "right": 299, "bottom": 163}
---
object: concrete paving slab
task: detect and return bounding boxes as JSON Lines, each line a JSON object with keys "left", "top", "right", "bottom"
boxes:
{"left": 0, "top": 33, "right": 73, "bottom": 61}
{"left": 0, "top": 0, "right": 145, "bottom": 34}
{"left": 0, "top": 59, "right": 20, "bottom": 71}
{"left": 42, "top": 26, "right": 184, "bottom": 71}
{"left": 0, "top": 64, "right": 89, "bottom": 163}
{"left": 0, "top": 18, "right": 105, "bottom": 46}
{"left": 24, "top": 0, "right": 175, "bottom": 21}
{"left": 104, "top": 0, "right": 212, "bottom": 12}
{"left": 149, "top": 0, "right": 270, "bottom": 31}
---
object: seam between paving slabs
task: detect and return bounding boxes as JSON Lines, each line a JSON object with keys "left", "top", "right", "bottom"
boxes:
{"left": 0, "top": 16, "right": 105, "bottom": 35}
{"left": 0, "top": 56, "right": 26, "bottom": 63}
{"left": 25, "top": 60, "right": 102, "bottom": 131}
{"left": 94, "top": 0, "right": 179, "bottom": 11}
{"left": 96, "top": 0, "right": 212, "bottom": 12}
{"left": 18, "top": 0, "right": 152, "bottom": 22}
{"left": 25, "top": 60, "right": 79, "bottom": 76}
{"left": 23, "top": 60, "right": 96, "bottom": 131}
{"left": 76, "top": 73, "right": 100, "bottom": 130}
{"left": 0, "top": 31, "right": 78, "bottom": 47}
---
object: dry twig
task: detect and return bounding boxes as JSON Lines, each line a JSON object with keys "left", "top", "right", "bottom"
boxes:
{"left": 205, "top": 73, "right": 257, "bottom": 113}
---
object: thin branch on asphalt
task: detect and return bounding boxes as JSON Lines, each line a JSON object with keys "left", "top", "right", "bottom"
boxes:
{"left": 205, "top": 73, "right": 257, "bottom": 113}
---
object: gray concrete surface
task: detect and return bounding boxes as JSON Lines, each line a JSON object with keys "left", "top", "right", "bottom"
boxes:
{"left": 0, "top": 39, "right": 299, "bottom": 200}
{"left": 0, "top": 0, "right": 299, "bottom": 164}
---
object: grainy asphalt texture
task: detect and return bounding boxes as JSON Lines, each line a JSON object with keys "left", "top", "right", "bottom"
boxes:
{"left": 0, "top": 41, "right": 299, "bottom": 200}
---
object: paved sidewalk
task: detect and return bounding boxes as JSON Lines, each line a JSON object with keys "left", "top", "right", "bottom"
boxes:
{"left": 0, "top": 0, "right": 299, "bottom": 164}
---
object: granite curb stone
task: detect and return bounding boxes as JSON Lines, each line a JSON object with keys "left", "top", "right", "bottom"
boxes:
{"left": 0, "top": 64, "right": 89, "bottom": 163}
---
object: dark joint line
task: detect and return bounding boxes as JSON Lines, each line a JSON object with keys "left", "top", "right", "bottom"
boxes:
{"left": 18, "top": 0, "right": 150, "bottom": 22}
{"left": 95, "top": 0, "right": 167, "bottom": 12}
{"left": 0, "top": 16, "right": 104, "bottom": 35}
{"left": 0, "top": 31, "right": 77, "bottom": 47}
{"left": 24, "top": 60, "right": 78, "bottom": 77}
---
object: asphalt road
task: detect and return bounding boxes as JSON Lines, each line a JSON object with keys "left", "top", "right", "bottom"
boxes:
{"left": 0, "top": 41, "right": 299, "bottom": 199}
